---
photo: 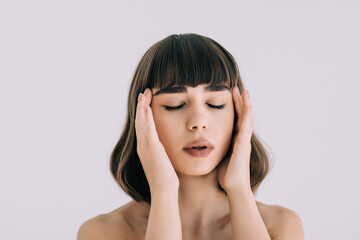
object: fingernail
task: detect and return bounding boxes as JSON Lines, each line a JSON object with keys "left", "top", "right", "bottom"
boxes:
{"left": 144, "top": 88, "right": 149, "bottom": 95}
{"left": 138, "top": 93, "right": 141, "bottom": 102}
{"left": 247, "top": 90, "right": 250, "bottom": 99}
{"left": 235, "top": 87, "right": 240, "bottom": 94}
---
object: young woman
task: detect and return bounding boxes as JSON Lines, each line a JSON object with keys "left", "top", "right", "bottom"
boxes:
{"left": 77, "top": 33, "right": 304, "bottom": 240}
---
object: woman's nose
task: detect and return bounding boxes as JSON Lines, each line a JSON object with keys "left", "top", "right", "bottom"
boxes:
{"left": 186, "top": 115, "right": 209, "bottom": 131}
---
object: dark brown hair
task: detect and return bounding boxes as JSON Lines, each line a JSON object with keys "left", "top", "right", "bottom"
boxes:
{"left": 110, "top": 33, "right": 272, "bottom": 205}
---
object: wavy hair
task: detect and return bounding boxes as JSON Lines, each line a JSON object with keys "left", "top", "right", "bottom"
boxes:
{"left": 110, "top": 33, "right": 272, "bottom": 205}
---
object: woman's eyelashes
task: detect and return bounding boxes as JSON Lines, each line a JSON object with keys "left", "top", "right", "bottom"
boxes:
{"left": 164, "top": 103, "right": 225, "bottom": 111}
{"left": 164, "top": 104, "right": 185, "bottom": 111}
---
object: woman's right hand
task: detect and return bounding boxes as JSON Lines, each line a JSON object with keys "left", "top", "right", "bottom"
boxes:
{"left": 135, "top": 88, "right": 180, "bottom": 194}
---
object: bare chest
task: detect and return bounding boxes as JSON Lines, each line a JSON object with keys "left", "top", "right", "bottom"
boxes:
{"left": 129, "top": 220, "right": 232, "bottom": 240}
{"left": 182, "top": 225, "right": 232, "bottom": 240}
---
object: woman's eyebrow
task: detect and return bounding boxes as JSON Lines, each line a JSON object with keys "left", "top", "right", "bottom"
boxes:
{"left": 204, "top": 85, "right": 231, "bottom": 93}
{"left": 153, "top": 86, "right": 187, "bottom": 96}
{"left": 153, "top": 85, "right": 231, "bottom": 96}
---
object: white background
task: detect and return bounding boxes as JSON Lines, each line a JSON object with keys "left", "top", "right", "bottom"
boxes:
{"left": 1, "top": 0, "right": 359, "bottom": 239}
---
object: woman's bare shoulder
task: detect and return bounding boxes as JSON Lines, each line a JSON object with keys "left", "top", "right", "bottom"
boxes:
{"left": 256, "top": 201, "right": 304, "bottom": 240}
{"left": 77, "top": 202, "right": 136, "bottom": 240}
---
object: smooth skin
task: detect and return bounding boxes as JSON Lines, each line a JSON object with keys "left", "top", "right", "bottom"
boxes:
{"left": 135, "top": 88, "right": 182, "bottom": 240}
{"left": 217, "top": 87, "right": 253, "bottom": 191}
{"left": 77, "top": 85, "right": 304, "bottom": 240}
{"left": 135, "top": 88, "right": 180, "bottom": 193}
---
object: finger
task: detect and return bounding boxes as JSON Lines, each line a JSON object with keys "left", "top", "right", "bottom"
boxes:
{"left": 143, "top": 88, "right": 152, "bottom": 108}
{"left": 238, "top": 90, "right": 254, "bottom": 141}
{"left": 135, "top": 93, "right": 143, "bottom": 125}
{"left": 142, "top": 88, "right": 161, "bottom": 142}
{"left": 135, "top": 88, "right": 152, "bottom": 136}
{"left": 141, "top": 88, "right": 152, "bottom": 119}
{"left": 136, "top": 88, "right": 151, "bottom": 124}
{"left": 135, "top": 92, "right": 146, "bottom": 140}
{"left": 232, "top": 86, "right": 243, "bottom": 133}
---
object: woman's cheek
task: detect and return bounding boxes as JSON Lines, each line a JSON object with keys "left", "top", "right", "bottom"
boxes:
{"left": 219, "top": 106, "right": 234, "bottom": 122}
{"left": 222, "top": 108, "right": 235, "bottom": 135}
{"left": 153, "top": 112, "right": 178, "bottom": 139}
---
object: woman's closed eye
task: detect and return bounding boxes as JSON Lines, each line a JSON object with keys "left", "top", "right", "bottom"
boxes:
{"left": 164, "top": 103, "right": 225, "bottom": 111}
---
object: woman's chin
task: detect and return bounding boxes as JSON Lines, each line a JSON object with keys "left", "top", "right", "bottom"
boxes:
{"left": 174, "top": 164, "right": 219, "bottom": 177}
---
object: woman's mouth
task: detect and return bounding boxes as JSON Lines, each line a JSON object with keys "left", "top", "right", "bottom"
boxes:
{"left": 183, "top": 146, "right": 213, "bottom": 157}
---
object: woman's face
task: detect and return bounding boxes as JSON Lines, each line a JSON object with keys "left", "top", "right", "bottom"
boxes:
{"left": 150, "top": 83, "right": 235, "bottom": 176}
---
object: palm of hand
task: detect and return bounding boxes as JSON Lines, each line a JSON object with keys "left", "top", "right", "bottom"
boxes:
{"left": 135, "top": 89, "right": 179, "bottom": 192}
{"left": 217, "top": 88, "right": 254, "bottom": 192}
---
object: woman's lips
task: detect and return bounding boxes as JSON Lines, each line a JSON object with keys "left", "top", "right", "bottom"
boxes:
{"left": 183, "top": 147, "right": 213, "bottom": 157}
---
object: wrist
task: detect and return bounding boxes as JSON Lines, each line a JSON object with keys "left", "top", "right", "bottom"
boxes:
{"left": 225, "top": 184, "right": 253, "bottom": 197}
{"left": 150, "top": 183, "right": 179, "bottom": 199}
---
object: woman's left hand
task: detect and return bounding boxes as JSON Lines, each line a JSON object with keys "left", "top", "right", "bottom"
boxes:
{"left": 217, "top": 87, "right": 254, "bottom": 193}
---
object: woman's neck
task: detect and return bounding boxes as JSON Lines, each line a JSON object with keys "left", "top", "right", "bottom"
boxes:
{"left": 177, "top": 168, "right": 230, "bottom": 232}
{"left": 132, "top": 168, "right": 230, "bottom": 233}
